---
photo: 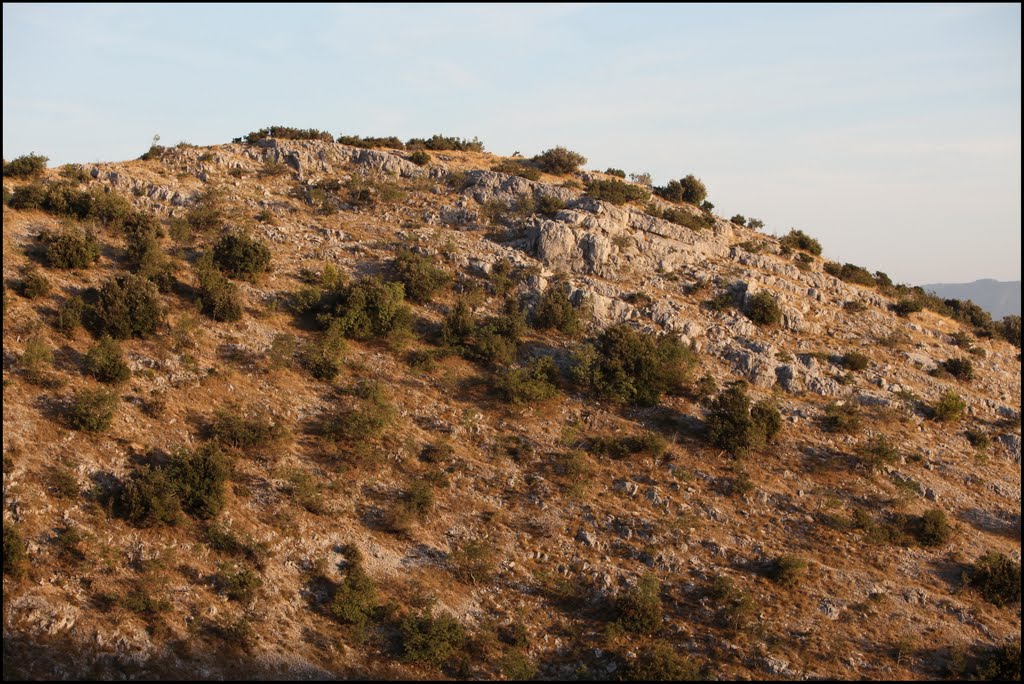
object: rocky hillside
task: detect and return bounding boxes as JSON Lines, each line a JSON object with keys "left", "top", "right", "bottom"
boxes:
{"left": 2, "top": 132, "right": 1021, "bottom": 680}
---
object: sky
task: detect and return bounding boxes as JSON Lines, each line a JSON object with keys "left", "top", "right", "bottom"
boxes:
{"left": 3, "top": 3, "right": 1020, "bottom": 284}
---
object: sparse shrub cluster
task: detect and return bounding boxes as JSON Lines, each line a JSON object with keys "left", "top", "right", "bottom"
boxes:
{"left": 442, "top": 300, "right": 525, "bottom": 368}
{"left": 744, "top": 291, "right": 782, "bottom": 326}
{"left": 83, "top": 336, "right": 131, "bottom": 383}
{"left": 406, "top": 134, "right": 484, "bottom": 152}
{"left": 329, "top": 553, "right": 379, "bottom": 628}
{"left": 584, "top": 179, "right": 651, "bottom": 205}
{"left": 335, "top": 134, "right": 405, "bottom": 149}
{"left": 322, "top": 381, "right": 397, "bottom": 447}
{"left": 704, "top": 381, "right": 782, "bottom": 455}
{"left": 932, "top": 391, "right": 967, "bottom": 422}
{"left": 3, "top": 153, "right": 49, "bottom": 178}
{"left": 399, "top": 606, "right": 467, "bottom": 667}
{"left": 3, "top": 526, "right": 27, "bottom": 577}
{"left": 617, "top": 574, "right": 663, "bottom": 634}
{"left": 822, "top": 401, "right": 862, "bottom": 433}
{"left": 709, "top": 575, "right": 755, "bottom": 631}
{"left": 314, "top": 276, "right": 412, "bottom": 342}
{"left": 572, "top": 323, "right": 696, "bottom": 406}
{"left": 588, "top": 432, "right": 666, "bottom": 460}
{"left": 856, "top": 435, "right": 900, "bottom": 470}
{"left": 491, "top": 159, "right": 541, "bottom": 181}
{"left": 605, "top": 168, "right": 626, "bottom": 178}
{"left": 629, "top": 642, "right": 702, "bottom": 681}
{"left": 88, "top": 274, "right": 164, "bottom": 338}
{"left": 40, "top": 225, "right": 101, "bottom": 269}
{"left": 408, "top": 150, "right": 431, "bottom": 166}
{"left": 214, "top": 562, "right": 263, "bottom": 602}
{"left": 653, "top": 174, "right": 707, "bottom": 205}
{"left": 493, "top": 356, "right": 560, "bottom": 404}
{"left": 66, "top": 388, "right": 120, "bottom": 432}
{"left": 939, "top": 357, "right": 974, "bottom": 382}
{"left": 449, "top": 539, "right": 497, "bottom": 585}
{"left": 212, "top": 231, "right": 272, "bottom": 280}
{"left": 824, "top": 262, "right": 885, "bottom": 288}
{"left": 243, "top": 126, "right": 333, "bottom": 143}
{"left": 393, "top": 249, "right": 450, "bottom": 303}
{"left": 646, "top": 204, "right": 713, "bottom": 230}
{"left": 532, "top": 286, "right": 584, "bottom": 336}
{"left": 196, "top": 259, "right": 244, "bottom": 322}
{"left": 532, "top": 146, "right": 587, "bottom": 175}
{"left": 385, "top": 481, "right": 435, "bottom": 533}
{"left": 839, "top": 351, "right": 870, "bottom": 371}
{"left": 18, "top": 266, "right": 52, "bottom": 299}
{"left": 209, "top": 407, "right": 285, "bottom": 454}
{"left": 778, "top": 229, "right": 822, "bottom": 256}
{"left": 769, "top": 555, "right": 808, "bottom": 588}
{"left": 117, "top": 443, "right": 230, "bottom": 526}
{"left": 186, "top": 188, "right": 225, "bottom": 232}
{"left": 966, "top": 551, "right": 1021, "bottom": 607}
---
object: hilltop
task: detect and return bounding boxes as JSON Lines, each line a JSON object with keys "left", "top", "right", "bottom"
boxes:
{"left": 2, "top": 129, "right": 1021, "bottom": 680}
{"left": 923, "top": 280, "right": 1021, "bottom": 320}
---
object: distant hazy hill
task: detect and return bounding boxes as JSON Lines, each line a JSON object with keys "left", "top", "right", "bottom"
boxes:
{"left": 923, "top": 279, "right": 1021, "bottom": 318}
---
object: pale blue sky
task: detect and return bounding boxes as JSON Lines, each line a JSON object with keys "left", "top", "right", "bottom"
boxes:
{"left": 3, "top": 3, "right": 1020, "bottom": 284}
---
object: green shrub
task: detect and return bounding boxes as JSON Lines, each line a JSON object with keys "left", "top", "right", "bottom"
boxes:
{"left": 705, "top": 382, "right": 782, "bottom": 455}
{"left": 822, "top": 402, "right": 862, "bottom": 433}
{"left": 3, "top": 526, "right": 27, "bottom": 577}
{"left": 394, "top": 249, "right": 450, "bottom": 303}
{"left": 532, "top": 286, "right": 583, "bottom": 336}
{"left": 55, "top": 295, "right": 85, "bottom": 334}
{"left": 617, "top": 574, "right": 663, "bottom": 634}
{"left": 494, "top": 356, "right": 560, "bottom": 404}
{"left": 83, "top": 336, "right": 131, "bottom": 383}
{"left": 974, "top": 639, "right": 1021, "bottom": 681}
{"left": 778, "top": 229, "right": 822, "bottom": 256}
{"left": 893, "top": 298, "right": 924, "bottom": 317}
{"left": 605, "top": 168, "right": 626, "bottom": 178}
{"left": 653, "top": 175, "right": 707, "bottom": 205}
{"left": 857, "top": 435, "right": 900, "bottom": 470}
{"left": 709, "top": 575, "right": 755, "bottom": 631}
{"left": 646, "top": 204, "right": 713, "bottom": 230}
{"left": 449, "top": 539, "right": 497, "bottom": 584}
{"left": 442, "top": 299, "right": 525, "bottom": 368}
{"left": 336, "top": 134, "right": 405, "bottom": 149}
{"left": 20, "top": 334, "right": 53, "bottom": 373}
{"left": 214, "top": 562, "right": 263, "bottom": 602}
{"left": 329, "top": 560, "right": 378, "bottom": 628}
{"left": 59, "top": 163, "right": 90, "bottom": 182}
{"left": 536, "top": 194, "right": 567, "bottom": 216}
{"left": 66, "top": 388, "right": 119, "bottom": 432}
{"left": 209, "top": 407, "right": 285, "bottom": 454}
{"left": 499, "top": 650, "right": 537, "bottom": 680}
{"left": 400, "top": 607, "right": 467, "bottom": 667}
{"left": 915, "top": 508, "right": 953, "bottom": 547}
{"left": 967, "top": 552, "right": 1021, "bottom": 607}
{"left": 386, "top": 481, "right": 435, "bottom": 533}
{"left": 117, "top": 466, "right": 181, "bottom": 527}
{"left": 838, "top": 351, "right": 869, "bottom": 372}
{"left": 196, "top": 261, "right": 243, "bottom": 322}
{"left": 212, "top": 230, "right": 271, "bottom": 280}
{"left": 533, "top": 147, "right": 587, "bottom": 175}
{"left": 8, "top": 182, "right": 48, "bottom": 210}
{"left": 87, "top": 188, "right": 134, "bottom": 229}
{"left": 584, "top": 179, "right": 650, "bottom": 205}
{"left": 40, "top": 225, "right": 100, "bottom": 269}
{"left": 19, "top": 266, "right": 51, "bottom": 298}
{"left": 730, "top": 214, "right": 746, "bottom": 226}
{"left": 491, "top": 158, "right": 541, "bottom": 181}
{"left": 315, "top": 277, "right": 412, "bottom": 342}
{"left": 406, "top": 134, "right": 484, "bottom": 152}
{"left": 41, "top": 182, "right": 92, "bottom": 218}
{"left": 168, "top": 443, "right": 230, "bottom": 519}
{"left": 300, "top": 332, "right": 344, "bottom": 381}
{"left": 323, "top": 381, "right": 396, "bottom": 445}
{"left": 572, "top": 324, "right": 696, "bottom": 406}
{"left": 628, "top": 642, "right": 702, "bottom": 681}
{"left": 4, "top": 153, "right": 48, "bottom": 178}
{"left": 589, "top": 432, "right": 667, "bottom": 460}
{"left": 940, "top": 357, "right": 974, "bottom": 381}
{"left": 90, "top": 274, "right": 164, "bottom": 338}
{"left": 408, "top": 150, "right": 431, "bottom": 166}
{"left": 998, "top": 315, "right": 1021, "bottom": 347}
{"left": 932, "top": 391, "right": 966, "bottom": 423}
{"left": 770, "top": 555, "right": 808, "bottom": 587}
{"left": 745, "top": 291, "right": 782, "bottom": 326}
{"left": 243, "top": 126, "right": 333, "bottom": 143}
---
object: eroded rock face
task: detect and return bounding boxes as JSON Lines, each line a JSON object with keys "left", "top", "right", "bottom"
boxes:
{"left": 252, "top": 138, "right": 432, "bottom": 179}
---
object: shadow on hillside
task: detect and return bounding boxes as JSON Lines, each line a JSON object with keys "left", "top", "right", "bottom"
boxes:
{"left": 956, "top": 507, "right": 1022, "bottom": 540}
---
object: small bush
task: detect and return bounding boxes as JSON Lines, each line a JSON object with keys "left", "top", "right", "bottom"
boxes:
{"left": 654, "top": 175, "right": 707, "bottom": 205}
{"left": 745, "top": 291, "right": 782, "bottom": 326}
{"left": 974, "top": 639, "right": 1021, "bottom": 681}
{"left": 532, "top": 286, "right": 583, "bottom": 336}
{"left": 840, "top": 351, "right": 870, "bottom": 371}
{"left": 323, "top": 381, "right": 396, "bottom": 445}
{"left": 315, "top": 277, "right": 412, "bottom": 342}
{"left": 589, "top": 432, "right": 667, "bottom": 460}
{"left": 19, "top": 266, "right": 51, "bottom": 298}
{"left": 822, "top": 402, "right": 862, "bottom": 433}
{"left": 893, "top": 298, "right": 924, "bottom": 317}
{"left": 117, "top": 466, "right": 181, "bottom": 527}
{"left": 212, "top": 231, "right": 272, "bottom": 280}
{"left": 915, "top": 508, "right": 953, "bottom": 547}
{"left": 83, "top": 336, "right": 131, "bottom": 383}
{"left": 605, "top": 168, "right": 626, "bottom": 178}
{"left": 20, "top": 334, "right": 53, "bottom": 373}
{"left": 533, "top": 147, "right": 587, "bottom": 175}
{"left": 779, "top": 229, "right": 822, "bottom": 256}
{"left": 998, "top": 315, "right": 1021, "bottom": 347}
{"left": 770, "top": 555, "right": 808, "bottom": 588}
{"left": 42, "top": 225, "right": 101, "bottom": 269}
{"left": 400, "top": 607, "right": 467, "bottom": 667}
{"left": 450, "top": 539, "right": 496, "bottom": 584}
{"left": 629, "top": 642, "right": 702, "bottom": 681}
{"left": 572, "top": 324, "right": 697, "bottom": 406}
{"left": 9, "top": 182, "right": 49, "bottom": 210}
{"left": 66, "top": 388, "right": 119, "bottom": 432}
{"left": 494, "top": 356, "right": 560, "bottom": 404}
{"left": 536, "top": 194, "right": 567, "bottom": 216}
{"left": 196, "top": 261, "right": 243, "bottom": 322}
{"left": 168, "top": 443, "right": 230, "bottom": 519}
{"left": 709, "top": 576, "right": 755, "bottom": 631}
{"left": 4, "top": 153, "right": 48, "bottom": 178}
{"left": 186, "top": 189, "right": 224, "bottom": 233}
{"left": 89, "top": 274, "right": 164, "bottom": 338}
{"left": 408, "top": 150, "right": 431, "bottom": 166}
{"left": 329, "top": 560, "right": 378, "bottom": 628}
{"left": 857, "top": 435, "right": 900, "bottom": 470}
{"left": 3, "top": 526, "right": 27, "bottom": 577}
{"left": 584, "top": 179, "right": 650, "bottom": 205}
{"left": 617, "top": 574, "right": 663, "bottom": 634}
{"left": 406, "top": 134, "right": 484, "bottom": 152}
{"left": 300, "top": 333, "right": 344, "bottom": 381}
{"left": 244, "top": 126, "right": 333, "bottom": 143}
{"left": 932, "top": 391, "right": 967, "bottom": 423}
{"left": 967, "top": 552, "right": 1021, "bottom": 607}
{"left": 491, "top": 159, "right": 541, "bottom": 181}
{"left": 209, "top": 407, "right": 285, "bottom": 454}
{"left": 940, "top": 357, "right": 974, "bottom": 382}
{"left": 705, "top": 382, "right": 782, "bottom": 455}
{"left": 215, "top": 562, "right": 263, "bottom": 602}
{"left": 394, "top": 249, "right": 450, "bottom": 303}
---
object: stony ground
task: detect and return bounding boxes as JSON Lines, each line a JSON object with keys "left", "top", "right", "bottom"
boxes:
{"left": 2, "top": 137, "right": 1020, "bottom": 680}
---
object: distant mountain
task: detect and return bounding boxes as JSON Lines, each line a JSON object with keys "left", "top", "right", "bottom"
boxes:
{"left": 923, "top": 279, "right": 1021, "bottom": 319}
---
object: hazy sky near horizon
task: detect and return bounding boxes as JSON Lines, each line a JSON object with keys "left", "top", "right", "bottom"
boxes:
{"left": 3, "top": 3, "right": 1020, "bottom": 284}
